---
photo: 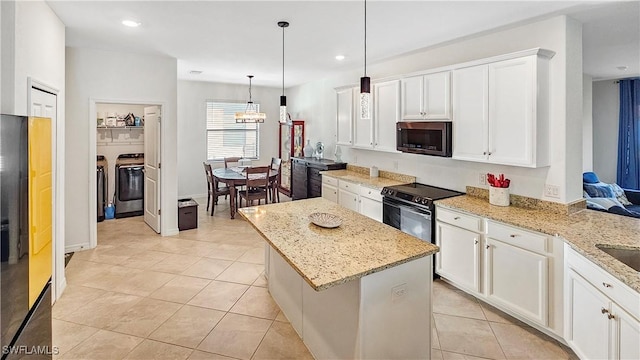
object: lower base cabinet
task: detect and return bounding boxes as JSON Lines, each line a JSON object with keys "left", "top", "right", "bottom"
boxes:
{"left": 565, "top": 246, "right": 640, "bottom": 360}
{"left": 323, "top": 175, "right": 383, "bottom": 222}
{"left": 435, "top": 221, "right": 481, "bottom": 293}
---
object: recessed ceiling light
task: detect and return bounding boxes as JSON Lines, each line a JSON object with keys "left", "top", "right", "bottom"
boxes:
{"left": 189, "top": 70, "right": 203, "bottom": 75}
{"left": 335, "top": 55, "right": 345, "bottom": 61}
{"left": 616, "top": 66, "right": 628, "bottom": 71}
{"left": 122, "top": 20, "right": 141, "bottom": 27}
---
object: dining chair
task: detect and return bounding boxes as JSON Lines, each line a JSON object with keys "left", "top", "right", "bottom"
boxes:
{"left": 238, "top": 166, "right": 270, "bottom": 208}
{"left": 224, "top": 156, "right": 242, "bottom": 168}
{"left": 269, "top": 157, "right": 282, "bottom": 203}
{"left": 203, "top": 162, "right": 229, "bottom": 215}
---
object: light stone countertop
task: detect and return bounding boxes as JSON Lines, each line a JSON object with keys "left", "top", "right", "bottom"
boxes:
{"left": 436, "top": 195, "right": 640, "bottom": 293}
{"left": 238, "top": 197, "right": 438, "bottom": 291}
{"left": 320, "top": 169, "right": 411, "bottom": 190}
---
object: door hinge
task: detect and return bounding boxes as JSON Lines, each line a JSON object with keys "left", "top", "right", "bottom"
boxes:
{"left": 158, "top": 162, "right": 161, "bottom": 169}
{"left": 158, "top": 117, "right": 161, "bottom": 122}
{"left": 158, "top": 209, "right": 161, "bottom": 215}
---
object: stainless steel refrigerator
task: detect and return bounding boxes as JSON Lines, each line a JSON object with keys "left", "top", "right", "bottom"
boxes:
{"left": 1, "top": 114, "right": 52, "bottom": 360}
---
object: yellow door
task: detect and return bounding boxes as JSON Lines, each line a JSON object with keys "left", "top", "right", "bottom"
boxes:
{"left": 28, "top": 116, "right": 52, "bottom": 307}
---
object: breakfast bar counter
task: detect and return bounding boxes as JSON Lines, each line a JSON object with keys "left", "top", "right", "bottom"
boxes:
{"left": 239, "top": 197, "right": 436, "bottom": 359}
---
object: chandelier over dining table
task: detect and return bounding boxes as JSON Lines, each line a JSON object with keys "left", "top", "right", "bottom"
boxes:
{"left": 235, "top": 75, "right": 267, "bottom": 123}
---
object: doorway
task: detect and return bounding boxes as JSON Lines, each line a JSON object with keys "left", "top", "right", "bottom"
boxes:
{"left": 89, "top": 99, "right": 162, "bottom": 249}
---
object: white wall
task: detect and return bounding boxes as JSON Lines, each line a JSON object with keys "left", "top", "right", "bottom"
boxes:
{"left": 65, "top": 47, "right": 178, "bottom": 251}
{"left": 1, "top": 0, "right": 67, "bottom": 300}
{"left": 177, "top": 80, "right": 282, "bottom": 198}
{"left": 583, "top": 75, "right": 593, "bottom": 172}
{"left": 592, "top": 79, "right": 619, "bottom": 183}
{"left": 288, "top": 15, "right": 584, "bottom": 203}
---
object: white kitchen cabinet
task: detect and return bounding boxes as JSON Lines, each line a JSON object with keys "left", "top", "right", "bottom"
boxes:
{"left": 336, "top": 87, "right": 355, "bottom": 146}
{"left": 354, "top": 79, "right": 400, "bottom": 152}
{"left": 435, "top": 221, "right": 481, "bottom": 293}
{"left": 565, "top": 245, "right": 640, "bottom": 360}
{"left": 359, "top": 186, "right": 382, "bottom": 222}
{"left": 452, "top": 49, "right": 553, "bottom": 167}
{"left": 338, "top": 181, "right": 359, "bottom": 212}
{"left": 373, "top": 80, "right": 400, "bottom": 152}
{"left": 401, "top": 71, "right": 451, "bottom": 120}
{"left": 322, "top": 176, "right": 338, "bottom": 203}
{"left": 485, "top": 237, "right": 548, "bottom": 326}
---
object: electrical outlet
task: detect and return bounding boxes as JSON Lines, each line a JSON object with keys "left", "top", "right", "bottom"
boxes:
{"left": 479, "top": 173, "right": 486, "bottom": 186}
{"left": 545, "top": 184, "right": 560, "bottom": 198}
{"left": 392, "top": 284, "right": 407, "bottom": 303}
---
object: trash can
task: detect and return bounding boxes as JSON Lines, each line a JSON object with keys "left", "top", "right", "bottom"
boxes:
{"left": 178, "top": 198, "right": 198, "bottom": 231}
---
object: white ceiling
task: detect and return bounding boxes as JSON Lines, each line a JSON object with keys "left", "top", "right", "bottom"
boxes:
{"left": 47, "top": 0, "right": 640, "bottom": 87}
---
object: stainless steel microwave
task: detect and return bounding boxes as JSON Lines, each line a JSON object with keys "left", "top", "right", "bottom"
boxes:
{"left": 396, "top": 121, "right": 452, "bottom": 157}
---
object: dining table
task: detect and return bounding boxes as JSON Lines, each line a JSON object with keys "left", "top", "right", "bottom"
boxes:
{"left": 211, "top": 167, "right": 278, "bottom": 219}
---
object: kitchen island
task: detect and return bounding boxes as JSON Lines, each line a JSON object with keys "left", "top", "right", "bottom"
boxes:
{"left": 238, "top": 197, "right": 438, "bottom": 360}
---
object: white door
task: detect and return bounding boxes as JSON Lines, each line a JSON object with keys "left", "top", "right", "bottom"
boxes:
{"left": 452, "top": 66, "right": 488, "bottom": 162}
{"left": 484, "top": 238, "right": 548, "bottom": 326}
{"left": 373, "top": 79, "right": 400, "bottom": 152}
{"left": 566, "top": 269, "right": 611, "bottom": 360}
{"left": 144, "top": 106, "right": 161, "bottom": 233}
{"left": 336, "top": 88, "right": 354, "bottom": 146}
{"left": 435, "top": 221, "right": 481, "bottom": 293}
{"left": 488, "top": 57, "right": 534, "bottom": 166}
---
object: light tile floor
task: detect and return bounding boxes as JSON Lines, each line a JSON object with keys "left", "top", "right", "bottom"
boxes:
{"left": 54, "top": 196, "right": 577, "bottom": 360}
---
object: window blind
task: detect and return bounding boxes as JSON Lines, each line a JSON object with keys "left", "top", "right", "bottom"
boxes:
{"left": 206, "top": 101, "right": 259, "bottom": 161}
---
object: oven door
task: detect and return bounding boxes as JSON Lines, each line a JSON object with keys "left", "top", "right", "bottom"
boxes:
{"left": 382, "top": 197, "right": 432, "bottom": 242}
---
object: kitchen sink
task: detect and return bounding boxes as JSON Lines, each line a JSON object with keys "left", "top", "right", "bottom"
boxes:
{"left": 596, "top": 245, "right": 640, "bottom": 272}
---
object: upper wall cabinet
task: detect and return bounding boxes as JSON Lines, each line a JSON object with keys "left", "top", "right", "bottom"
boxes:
{"left": 401, "top": 71, "right": 451, "bottom": 121}
{"left": 452, "top": 49, "right": 554, "bottom": 168}
{"left": 336, "top": 87, "right": 355, "bottom": 146}
{"left": 352, "top": 79, "right": 400, "bottom": 153}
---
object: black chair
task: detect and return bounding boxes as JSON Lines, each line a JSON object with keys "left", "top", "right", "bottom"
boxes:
{"left": 238, "top": 166, "right": 270, "bottom": 208}
{"left": 269, "top": 157, "right": 282, "bottom": 203}
{"left": 203, "top": 162, "right": 229, "bottom": 215}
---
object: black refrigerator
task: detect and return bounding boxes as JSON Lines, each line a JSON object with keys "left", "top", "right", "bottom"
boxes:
{"left": 1, "top": 115, "right": 53, "bottom": 360}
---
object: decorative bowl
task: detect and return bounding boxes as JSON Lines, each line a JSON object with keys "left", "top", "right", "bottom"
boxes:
{"left": 308, "top": 212, "right": 342, "bottom": 228}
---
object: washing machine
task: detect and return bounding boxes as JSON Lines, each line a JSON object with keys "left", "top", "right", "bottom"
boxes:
{"left": 97, "top": 155, "right": 108, "bottom": 222}
{"left": 114, "top": 153, "right": 144, "bottom": 218}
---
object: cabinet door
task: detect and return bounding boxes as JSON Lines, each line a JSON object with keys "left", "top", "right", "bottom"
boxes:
{"left": 373, "top": 80, "right": 400, "bottom": 152}
{"left": 488, "top": 57, "right": 534, "bottom": 166}
{"left": 354, "top": 88, "right": 374, "bottom": 149}
{"left": 359, "top": 197, "right": 382, "bottom": 222}
{"left": 291, "top": 160, "right": 308, "bottom": 200}
{"left": 566, "top": 269, "right": 611, "bottom": 360}
{"left": 435, "top": 222, "right": 481, "bottom": 293}
{"left": 613, "top": 303, "right": 640, "bottom": 360}
{"left": 452, "top": 66, "right": 488, "bottom": 162}
{"left": 338, "top": 188, "right": 359, "bottom": 212}
{"left": 400, "top": 75, "right": 424, "bottom": 120}
{"left": 424, "top": 71, "right": 451, "bottom": 120}
{"left": 322, "top": 184, "right": 338, "bottom": 203}
{"left": 336, "top": 88, "right": 354, "bottom": 146}
{"left": 485, "top": 238, "right": 548, "bottom": 326}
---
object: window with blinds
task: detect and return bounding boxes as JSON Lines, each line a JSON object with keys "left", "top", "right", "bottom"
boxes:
{"left": 206, "top": 101, "right": 260, "bottom": 161}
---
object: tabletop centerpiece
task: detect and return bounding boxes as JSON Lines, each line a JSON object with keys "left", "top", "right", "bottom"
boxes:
{"left": 487, "top": 173, "right": 510, "bottom": 206}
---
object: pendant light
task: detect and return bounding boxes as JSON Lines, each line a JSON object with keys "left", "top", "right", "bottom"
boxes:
{"left": 360, "top": 0, "right": 371, "bottom": 120}
{"left": 235, "top": 75, "right": 266, "bottom": 123}
{"left": 278, "top": 21, "right": 291, "bottom": 125}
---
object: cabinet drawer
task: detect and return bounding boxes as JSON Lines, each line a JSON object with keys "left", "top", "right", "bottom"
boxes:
{"left": 436, "top": 207, "right": 482, "bottom": 232}
{"left": 308, "top": 167, "right": 322, "bottom": 181}
{"left": 567, "top": 246, "right": 640, "bottom": 320}
{"left": 322, "top": 176, "right": 338, "bottom": 187}
{"left": 338, "top": 180, "right": 357, "bottom": 192}
{"left": 487, "top": 221, "right": 547, "bottom": 254}
{"left": 359, "top": 186, "right": 382, "bottom": 202}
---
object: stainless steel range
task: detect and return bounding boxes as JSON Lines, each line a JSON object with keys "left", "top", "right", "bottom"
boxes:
{"left": 381, "top": 183, "right": 463, "bottom": 243}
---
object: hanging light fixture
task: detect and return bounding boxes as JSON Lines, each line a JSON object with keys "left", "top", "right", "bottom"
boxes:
{"left": 278, "top": 21, "right": 291, "bottom": 125}
{"left": 360, "top": 0, "right": 371, "bottom": 120}
{"left": 235, "top": 75, "right": 266, "bottom": 123}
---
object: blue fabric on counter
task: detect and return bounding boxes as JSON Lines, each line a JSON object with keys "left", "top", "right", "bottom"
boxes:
{"left": 583, "top": 182, "right": 615, "bottom": 198}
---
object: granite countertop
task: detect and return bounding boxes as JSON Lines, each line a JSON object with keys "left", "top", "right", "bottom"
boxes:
{"left": 436, "top": 195, "right": 640, "bottom": 293}
{"left": 238, "top": 197, "right": 438, "bottom": 291}
{"left": 321, "top": 169, "right": 410, "bottom": 190}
